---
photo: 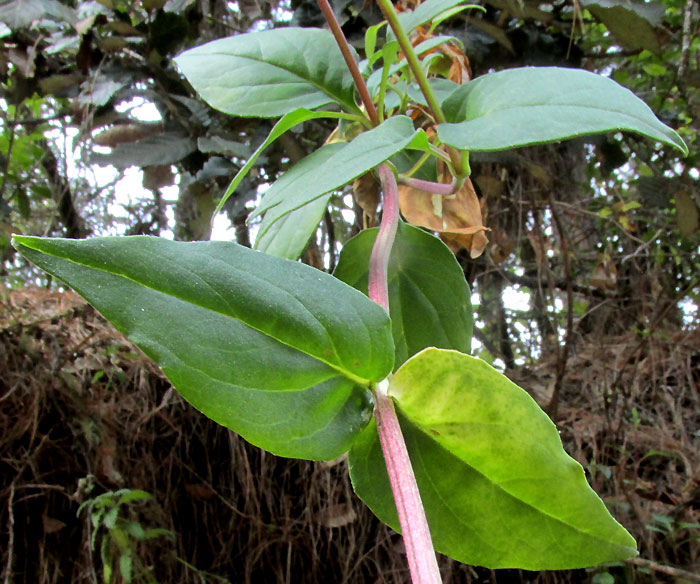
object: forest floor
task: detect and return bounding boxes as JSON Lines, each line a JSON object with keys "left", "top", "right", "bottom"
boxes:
{"left": 1, "top": 287, "right": 698, "bottom": 583}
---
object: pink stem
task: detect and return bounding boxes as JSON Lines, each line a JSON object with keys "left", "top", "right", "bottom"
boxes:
{"left": 368, "top": 164, "right": 400, "bottom": 312}
{"left": 398, "top": 176, "right": 457, "bottom": 196}
{"left": 369, "top": 164, "right": 442, "bottom": 584}
{"left": 373, "top": 386, "right": 442, "bottom": 584}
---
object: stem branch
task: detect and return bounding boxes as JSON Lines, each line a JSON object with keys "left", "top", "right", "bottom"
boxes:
{"left": 374, "top": 0, "right": 465, "bottom": 175}
{"left": 375, "top": 0, "right": 445, "bottom": 124}
{"left": 399, "top": 176, "right": 457, "bottom": 195}
{"left": 317, "top": 0, "right": 381, "bottom": 126}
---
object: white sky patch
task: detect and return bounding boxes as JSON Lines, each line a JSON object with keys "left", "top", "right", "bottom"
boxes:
{"left": 502, "top": 286, "right": 530, "bottom": 312}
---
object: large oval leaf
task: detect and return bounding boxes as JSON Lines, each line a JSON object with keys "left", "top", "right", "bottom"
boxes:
{"left": 437, "top": 66, "right": 687, "bottom": 154}
{"left": 13, "top": 235, "right": 395, "bottom": 460}
{"left": 174, "top": 28, "right": 359, "bottom": 117}
{"left": 349, "top": 348, "right": 637, "bottom": 569}
{"left": 333, "top": 222, "right": 472, "bottom": 368}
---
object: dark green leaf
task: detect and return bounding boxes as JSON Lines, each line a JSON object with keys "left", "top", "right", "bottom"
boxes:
{"left": 212, "top": 108, "right": 351, "bottom": 220}
{"left": 438, "top": 67, "right": 688, "bottom": 154}
{"left": 254, "top": 192, "right": 332, "bottom": 260}
{"left": 334, "top": 222, "right": 472, "bottom": 368}
{"left": 250, "top": 116, "right": 429, "bottom": 233}
{"left": 13, "top": 236, "right": 394, "bottom": 460}
{"left": 389, "top": 0, "right": 473, "bottom": 41}
{"left": 174, "top": 28, "right": 360, "bottom": 117}
{"left": 407, "top": 78, "right": 460, "bottom": 108}
{"left": 350, "top": 348, "right": 638, "bottom": 569}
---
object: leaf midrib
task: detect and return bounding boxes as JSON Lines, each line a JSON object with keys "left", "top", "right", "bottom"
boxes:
{"left": 407, "top": 415, "right": 633, "bottom": 549}
{"left": 461, "top": 102, "right": 667, "bottom": 134}
{"left": 17, "top": 239, "right": 370, "bottom": 387}
{"left": 199, "top": 51, "right": 359, "bottom": 114}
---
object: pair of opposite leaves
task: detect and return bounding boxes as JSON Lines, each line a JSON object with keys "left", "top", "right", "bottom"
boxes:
{"left": 13, "top": 224, "right": 637, "bottom": 570}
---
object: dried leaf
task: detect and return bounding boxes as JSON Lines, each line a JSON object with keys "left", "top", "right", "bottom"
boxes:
{"left": 526, "top": 229, "right": 546, "bottom": 271}
{"left": 43, "top": 515, "right": 66, "bottom": 534}
{"left": 318, "top": 503, "right": 357, "bottom": 528}
{"left": 591, "top": 254, "right": 617, "bottom": 291}
{"left": 353, "top": 172, "right": 380, "bottom": 227}
{"left": 489, "top": 229, "right": 513, "bottom": 263}
{"left": 399, "top": 175, "right": 488, "bottom": 258}
{"left": 142, "top": 165, "right": 174, "bottom": 190}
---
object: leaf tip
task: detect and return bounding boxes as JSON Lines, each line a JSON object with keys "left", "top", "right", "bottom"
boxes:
{"left": 11, "top": 233, "right": 32, "bottom": 251}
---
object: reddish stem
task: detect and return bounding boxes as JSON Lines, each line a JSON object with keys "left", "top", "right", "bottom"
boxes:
{"left": 316, "top": 0, "right": 380, "bottom": 126}
{"left": 369, "top": 164, "right": 442, "bottom": 584}
{"left": 399, "top": 176, "right": 457, "bottom": 196}
{"left": 369, "top": 164, "right": 400, "bottom": 311}
{"left": 373, "top": 386, "right": 442, "bottom": 584}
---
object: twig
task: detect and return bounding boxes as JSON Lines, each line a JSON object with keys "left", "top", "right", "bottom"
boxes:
{"left": 0, "top": 106, "right": 18, "bottom": 202}
{"left": 677, "top": 0, "right": 694, "bottom": 80}
{"left": 627, "top": 557, "right": 700, "bottom": 582}
{"left": 373, "top": 385, "right": 442, "bottom": 584}
{"left": 3, "top": 483, "right": 15, "bottom": 584}
{"left": 324, "top": 209, "right": 337, "bottom": 272}
{"left": 316, "top": 0, "right": 380, "bottom": 126}
{"left": 374, "top": 0, "right": 445, "bottom": 125}
{"left": 373, "top": 0, "right": 465, "bottom": 177}
{"left": 547, "top": 195, "right": 574, "bottom": 419}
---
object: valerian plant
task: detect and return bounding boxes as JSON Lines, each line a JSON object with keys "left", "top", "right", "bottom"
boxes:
{"left": 12, "top": 0, "right": 687, "bottom": 582}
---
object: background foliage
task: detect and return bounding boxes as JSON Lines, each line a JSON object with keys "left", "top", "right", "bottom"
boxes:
{"left": 0, "top": 0, "right": 698, "bottom": 581}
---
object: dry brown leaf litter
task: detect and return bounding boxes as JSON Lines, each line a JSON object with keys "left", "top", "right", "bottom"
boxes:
{"left": 0, "top": 288, "right": 698, "bottom": 583}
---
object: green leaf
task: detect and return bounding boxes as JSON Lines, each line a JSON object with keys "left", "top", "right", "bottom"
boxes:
{"left": 212, "top": 108, "right": 354, "bottom": 220}
{"left": 334, "top": 222, "right": 472, "bottom": 369}
{"left": 12, "top": 236, "right": 394, "bottom": 460}
{"left": 642, "top": 63, "right": 668, "bottom": 77}
{"left": 123, "top": 520, "right": 146, "bottom": 540}
{"left": 101, "top": 539, "right": 113, "bottom": 582}
{"left": 117, "top": 490, "right": 152, "bottom": 506}
{"left": 580, "top": 0, "right": 665, "bottom": 53}
{"left": 364, "top": 21, "right": 387, "bottom": 62}
{"left": 389, "top": 0, "right": 474, "bottom": 41}
{"left": 349, "top": 348, "right": 638, "bottom": 569}
{"left": 103, "top": 506, "right": 120, "bottom": 531}
{"left": 254, "top": 192, "right": 332, "bottom": 260}
{"left": 250, "top": 116, "right": 428, "bottom": 230}
{"left": 174, "top": 28, "right": 360, "bottom": 117}
{"left": 407, "top": 78, "right": 460, "bottom": 108}
{"left": 119, "top": 554, "right": 133, "bottom": 583}
{"left": 438, "top": 67, "right": 688, "bottom": 154}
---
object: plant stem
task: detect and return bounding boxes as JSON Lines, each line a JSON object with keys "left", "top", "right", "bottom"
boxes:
{"left": 369, "top": 164, "right": 442, "bottom": 584}
{"left": 374, "top": 0, "right": 465, "bottom": 176}
{"left": 374, "top": 0, "right": 445, "bottom": 125}
{"left": 373, "top": 384, "right": 442, "bottom": 584}
{"left": 316, "top": 0, "right": 381, "bottom": 127}
{"left": 369, "top": 164, "right": 400, "bottom": 311}
{"left": 399, "top": 176, "right": 457, "bottom": 195}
